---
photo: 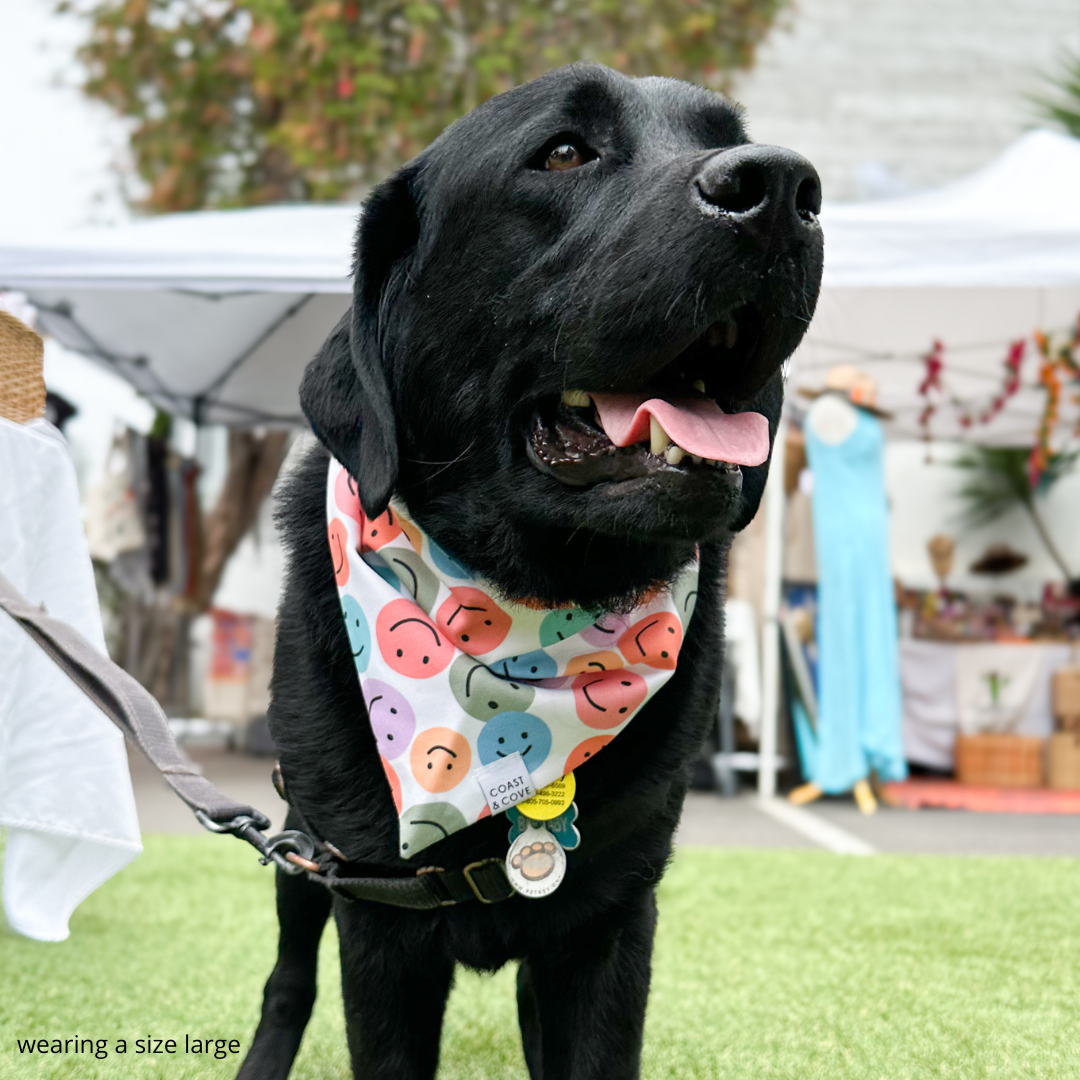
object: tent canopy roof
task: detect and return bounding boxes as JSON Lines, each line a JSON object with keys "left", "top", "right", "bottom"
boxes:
{"left": 820, "top": 130, "right": 1080, "bottom": 288}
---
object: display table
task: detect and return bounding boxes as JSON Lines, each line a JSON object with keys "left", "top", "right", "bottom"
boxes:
{"left": 898, "top": 640, "right": 1071, "bottom": 770}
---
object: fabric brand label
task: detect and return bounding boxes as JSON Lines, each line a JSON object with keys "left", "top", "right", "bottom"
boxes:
{"left": 473, "top": 752, "right": 536, "bottom": 815}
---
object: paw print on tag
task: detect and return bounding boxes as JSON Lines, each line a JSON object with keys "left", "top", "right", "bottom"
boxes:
{"left": 618, "top": 613, "right": 682, "bottom": 670}
{"left": 511, "top": 840, "right": 559, "bottom": 882}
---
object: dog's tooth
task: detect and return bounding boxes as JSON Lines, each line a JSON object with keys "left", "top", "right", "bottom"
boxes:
{"left": 664, "top": 444, "right": 686, "bottom": 466}
{"left": 725, "top": 319, "right": 738, "bottom": 350}
{"left": 692, "top": 379, "right": 706, "bottom": 394}
{"left": 649, "top": 416, "right": 670, "bottom": 456}
{"left": 561, "top": 389, "right": 591, "bottom": 408}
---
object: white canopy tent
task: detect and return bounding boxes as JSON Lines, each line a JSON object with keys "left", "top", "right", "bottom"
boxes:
{"left": 756, "top": 129, "right": 1080, "bottom": 797}
{"left": 0, "top": 205, "right": 357, "bottom": 424}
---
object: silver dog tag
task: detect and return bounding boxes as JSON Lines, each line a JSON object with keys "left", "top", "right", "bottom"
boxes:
{"left": 505, "top": 819, "right": 566, "bottom": 899}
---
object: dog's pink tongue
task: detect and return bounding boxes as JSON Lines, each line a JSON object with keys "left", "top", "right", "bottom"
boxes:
{"left": 590, "top": 393, "right": 770, "bottom": 467}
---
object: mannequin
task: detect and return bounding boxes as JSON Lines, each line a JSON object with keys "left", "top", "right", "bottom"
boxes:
{"left": 787, "top": 387, "right": 907, "bottom": 815}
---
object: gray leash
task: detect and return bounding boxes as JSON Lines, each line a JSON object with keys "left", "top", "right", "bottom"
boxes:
{"left": 0, "top": 570, "right": 317, "bottom": 876}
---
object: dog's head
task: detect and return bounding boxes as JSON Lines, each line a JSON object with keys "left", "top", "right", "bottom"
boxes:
{"left": 303, "top": 63, "right": 822, "bottom": 609}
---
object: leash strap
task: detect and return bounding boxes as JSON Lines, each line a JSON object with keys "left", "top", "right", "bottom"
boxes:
{"left": 0, "top": 570, "right": 515, "bottom": 905}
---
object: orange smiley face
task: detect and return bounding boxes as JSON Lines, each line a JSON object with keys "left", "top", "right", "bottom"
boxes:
{"left": 572, "top": 669, "right": 647, "bottom": 728}
{"left": 410, "top": 727, "right": 472, "bottom": 793}
{"left": 565, "top": 735, "right": 614, "bottom": 774}
{"left": 618, "top": 613, "right": 682, "bottom": 670}
{"left": 328, "top": 518, "right": 350, "bottom": 586}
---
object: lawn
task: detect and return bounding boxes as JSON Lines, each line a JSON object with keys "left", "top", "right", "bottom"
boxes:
{"left": 2, "top": 836, "right": 1079, "bottom": 1079}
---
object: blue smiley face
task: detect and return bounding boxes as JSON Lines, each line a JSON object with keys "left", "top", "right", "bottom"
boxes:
{"left": 539, "top": 608, "right": 598, "bottom": 647}
{"left": 341, "top": 595, "right": 371, "bottom": 673}
{"left": 493, "top": 649, "right": 558, "bottom": 680}
{"left": 428, "top": 537, "right": 472, "bottom": 579}
{"left": 477, "top": 712, "right": 552, "bottom": 771}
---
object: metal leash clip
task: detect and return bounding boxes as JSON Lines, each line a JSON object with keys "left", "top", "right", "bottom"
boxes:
{"left": 194, "top": 811, "right": 321, "bottom": 875}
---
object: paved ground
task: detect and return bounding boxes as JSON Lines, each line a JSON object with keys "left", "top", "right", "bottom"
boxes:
{"left": 131, "top": 748, "right": 1080, "bottom": 857}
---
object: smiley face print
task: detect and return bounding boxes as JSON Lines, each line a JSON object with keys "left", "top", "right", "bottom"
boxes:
{"left": 538, "top": 607, "right": 598, "bottom": 647}
{"left": 363, "top": 678, "right": 415, "bottom": 759}
{"left": 328, "top": 518, "right": 350, "bottom": 586}
{"left": 376, "top": 599, "right": 455, "bottom": 678}
{"left": 341, "top": 596, "right": 371, "bottom": 673}
{"left": 448, "top": 654, "right": 536, "bottom": 721}
{"left": 477, "top": 712, "right": 552, "bottom": 771}
{"left": 572, "top": 669, "right": 647, "bottom": 728}
{"left": 436, "top": 586, "right": 511, "bottom": 655}
{"left": 492, "top": 650, "right": 558, "bottom": 680}
{"left": 357, "top": 505, "right": 403, "bottom": 553}
{"left": 334, "top": 467, "right": 363, "bottom": 522}
{"left": 410, "top": 727, "right": 471, "bottom": 793}
{"left": 399, "top": 801, "right": 468, "bottom": 854}
{"left": 579, "top": 611, "right": 632, "bottom": 649}
{"left": 564, "top": 734, "right": 614, "bottom": 774}
{"left": 383, "top": 548, "right": 440, "bottom": 613}
{"left": 618, "top": 613, "right": 683, "bottom": 670}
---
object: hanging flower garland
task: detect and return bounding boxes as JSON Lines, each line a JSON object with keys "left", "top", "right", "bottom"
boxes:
{"left": 916, "top": 337, "right": 1026, "bottom": 441}
{"left": 1029, "top": 316, "right": 1080, "bottom": 486}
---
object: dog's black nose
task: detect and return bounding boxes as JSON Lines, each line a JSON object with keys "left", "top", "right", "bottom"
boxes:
{"left": 693, "top": 145, "right": 821, "bottom": 238}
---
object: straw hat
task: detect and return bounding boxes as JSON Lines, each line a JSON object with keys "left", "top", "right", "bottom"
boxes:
{"left": 970, "top": 544, "right": 1029, "bottom": 575}
{"left": 798, "top": 364, "right": 892, "bottom": 419}
{"left": 0, "top": 308, "right": 45, "bottom": 424}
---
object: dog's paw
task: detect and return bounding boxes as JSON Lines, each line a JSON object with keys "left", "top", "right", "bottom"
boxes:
{"left": 510, "top": 841, "right": 558, "bottom": 881}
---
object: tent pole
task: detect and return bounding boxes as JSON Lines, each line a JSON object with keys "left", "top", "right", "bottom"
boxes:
{"left": 757, "top": 414, "right": 787, "bottom": 798}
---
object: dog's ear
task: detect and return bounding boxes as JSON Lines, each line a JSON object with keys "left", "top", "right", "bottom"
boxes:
{"left": 729, "top": 370, "right": 784, "bottom": 533}
{"left": 300, "top": 170, "right": 420, "bottom": 517}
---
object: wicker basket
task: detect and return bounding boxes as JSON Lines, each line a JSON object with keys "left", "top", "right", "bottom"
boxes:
{"left": 954, "top": 733, "right": 1044, "bottom": 788}
{"left": 1047, "top": 733, "right": 1080, "bottom": 790}
{"left": 0, "top": 308, "right": 46, "bottom": 424}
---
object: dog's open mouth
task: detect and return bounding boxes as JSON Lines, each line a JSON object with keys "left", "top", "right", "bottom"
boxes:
{"left": 527, "top": 304, "right": 772, "bottom": 489}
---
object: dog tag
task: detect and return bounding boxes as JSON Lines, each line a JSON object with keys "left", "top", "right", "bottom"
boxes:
{"left": 517, "top": 772, "right": 576, "bottom": 821}
{"left": 505, "top": 819, "right": 567, "bottom": 898}
{"left": 507, "top": 803, "right": 580, "bottom": 851}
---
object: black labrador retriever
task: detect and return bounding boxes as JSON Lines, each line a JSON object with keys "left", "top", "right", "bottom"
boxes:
{"left": 238, "top": 62, "right": 822, "bottom": 1080}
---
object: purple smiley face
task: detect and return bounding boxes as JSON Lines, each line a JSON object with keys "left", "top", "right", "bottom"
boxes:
{"left": 580, "top": 612, "right": 632, "bottom": 648}
{"left": 362, "top": 678, "right": 416, "bottom": 760}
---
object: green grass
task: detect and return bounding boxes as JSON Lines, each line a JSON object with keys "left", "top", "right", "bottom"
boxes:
{"left": 2, "top": 837, "right": 1079, "bottom": 1079}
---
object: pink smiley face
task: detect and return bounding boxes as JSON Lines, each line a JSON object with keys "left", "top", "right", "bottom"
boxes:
{"left": 377, "top": 599, "right": 455, "bottom": 678}
{"left": 410, "top": 726, "right": 472, "bottom": 793}
{"left": 572, "top": 669, "right": 648, "bottom": 728}
{"left": 435, "top": 586, "right": 512, "bottom": 656}
{"left": 565, "top": 734, "right": 613, "bottom": 774}
{"left": 334, "top": 467, "right": 363, "bottom": 522}
{"left": 328, "top": 518, "right": 350, "bottom": 586}
{"left": 358, "top": 505, "right": 403, "bottom": 553}
{"left": 618, "top": 614, "right": 682, "bottom": 670}
{"left": 381, "top": 756, "right": 402, "bottom": 813}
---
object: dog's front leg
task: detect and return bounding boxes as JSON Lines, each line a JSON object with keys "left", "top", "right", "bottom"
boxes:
{"left": 335, "top": 900, "right": 455, "bottom": 1080}
{"left": 517, "top": 885, "right": 658, "bottom": 1080}
{"left": 236, "top": 837, "right": 333, "bottom": 1080}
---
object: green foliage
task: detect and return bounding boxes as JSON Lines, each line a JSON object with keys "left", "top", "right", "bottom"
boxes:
{"left": 57, "top": 0, "right": 787, "bottom": 213}
{"left": 1034, "top": 50, "right": 1080, "bottom": 138}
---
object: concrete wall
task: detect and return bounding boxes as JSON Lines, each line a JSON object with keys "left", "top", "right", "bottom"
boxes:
{"left": 732, "top": 0, "right": 1080, "bottom": 201}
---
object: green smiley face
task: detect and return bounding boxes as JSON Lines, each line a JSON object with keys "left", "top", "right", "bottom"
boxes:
{"left": 449, "top": 653, "right": 536, "bottom": 721}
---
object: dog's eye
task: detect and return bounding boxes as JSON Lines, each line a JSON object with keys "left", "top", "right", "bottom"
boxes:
{"left": 545, "top": 143, "right": 586, "bottom": 171}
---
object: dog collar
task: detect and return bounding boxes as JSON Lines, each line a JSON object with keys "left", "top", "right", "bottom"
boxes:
{"left": 326, "top": 457, "right": 698, "bottom": 868}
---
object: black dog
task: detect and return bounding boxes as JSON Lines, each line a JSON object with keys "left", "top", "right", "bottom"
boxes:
{"left": 238, "top": 62, "right": 821, "bottom": 1080}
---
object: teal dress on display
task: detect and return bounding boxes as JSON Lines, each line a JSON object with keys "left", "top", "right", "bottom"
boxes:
{"left": 803, "top": 405, "right": 907, "bottom": 792}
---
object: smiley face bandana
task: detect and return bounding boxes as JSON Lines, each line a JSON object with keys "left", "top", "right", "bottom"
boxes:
{"left": 327, "top": 458, "right": 698, "bottom": 858}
